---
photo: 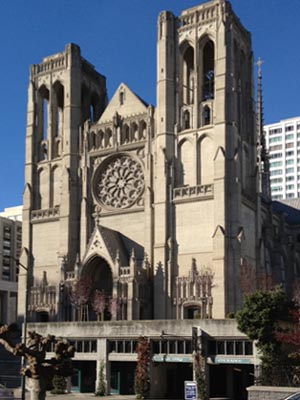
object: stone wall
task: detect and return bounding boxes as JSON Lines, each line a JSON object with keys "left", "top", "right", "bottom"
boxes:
{"left": 27, "top": 318, "right": 248, "bottom": 339}
{"left": 247, "top": 386, "right": 299, "bottom": 400}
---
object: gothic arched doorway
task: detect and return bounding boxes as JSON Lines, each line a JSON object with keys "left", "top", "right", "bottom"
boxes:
{"left": 81, "top": 256, "right": 113, "bottom": 321}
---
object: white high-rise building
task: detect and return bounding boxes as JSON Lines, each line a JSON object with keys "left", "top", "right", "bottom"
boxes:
{"left": 0, "top": 206, "right": 23, "bottom": 222}
{"left": 264, "top": 116, "right": 300, "bottom": 200}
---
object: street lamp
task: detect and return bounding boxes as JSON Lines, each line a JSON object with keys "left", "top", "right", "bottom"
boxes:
{"left": 10, "top": 255, "right": 29, "bottom": 400}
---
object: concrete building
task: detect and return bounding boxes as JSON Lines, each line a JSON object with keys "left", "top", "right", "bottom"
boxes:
{"left": 264, "top": 116, "right": 300, "bottom": 201}
{"left": 0, "top": 206, "right": 22, "bottom": 388}
{"left": 17, "top": 1, "right": 300, "bottom": 399}
{"left": 0, "top": 206, "right": 22, "bottom": 324}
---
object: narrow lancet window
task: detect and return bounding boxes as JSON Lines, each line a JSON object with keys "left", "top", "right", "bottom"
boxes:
{"left": 39, "top": 86, "right": 50, "bottom": 141}
{"left": 184, "top": 110, "right": 191, "bottom": 130}
{"left": 183, "top": 46, "right": 194, "bottom": 105}
{"left": 38, "top": 86, "right": 50, "bottom": 161}
{"left": 53, "top": 82, "right": 64, "bottom": 138}
{"left": 43, "top": 98, "right": 48, "bottom": 140}
{"left": 202, "top": 40, "right": 215, "bottom": 100}
{"left": 90, "top": 92, "right": 100, "bottom": 122}
{"left": 203, "top": 105, "right": 211, "bottom": 125}
{"left": 119, "top": 90, "right": 125, "bottom": 105}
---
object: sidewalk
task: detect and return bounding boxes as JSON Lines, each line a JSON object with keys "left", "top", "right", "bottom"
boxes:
{"left": 13, "top": 389, "right": 137, "bottom": 400}
{"left": 46, "top": 395, "right": 136, "bottom": 400}
{"left": 47, "top": 394, "right": 136, "bottom": 400}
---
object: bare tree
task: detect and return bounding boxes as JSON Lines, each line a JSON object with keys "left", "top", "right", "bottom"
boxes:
{"left": 0, "top": 325, "right": 74, "bottom": 400}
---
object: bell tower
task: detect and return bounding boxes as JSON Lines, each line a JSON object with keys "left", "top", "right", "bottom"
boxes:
{"left": 154, "top": 0, "right": 258, "bottom": 319}
{"left": 19, "top": 44, "right": 107, "bottom": 321}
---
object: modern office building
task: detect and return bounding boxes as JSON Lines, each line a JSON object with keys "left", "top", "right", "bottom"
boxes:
{"left": 17, "top": 0, "right": 300, "bottom": 398}
{"left": 264, "top": 116, "right": 300, "bottom": 200}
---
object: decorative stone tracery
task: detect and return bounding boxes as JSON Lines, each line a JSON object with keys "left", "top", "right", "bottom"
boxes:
{"left": 174, "top": 259, "right": 214, "bottom": 319}
{"left": 28, "top": 271, "right": 56, "bottom": 320}
{"left": 93, "top": 155, "right": 145, "bottom": 209}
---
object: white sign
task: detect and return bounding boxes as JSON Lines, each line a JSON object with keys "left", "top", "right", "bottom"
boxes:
{"left": 184, "top": 381, "right": 197, "bottom": 400}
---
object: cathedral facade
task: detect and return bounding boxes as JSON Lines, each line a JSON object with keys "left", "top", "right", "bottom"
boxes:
{"left": 18, "top": 0, "right": 300, "bottom": 398}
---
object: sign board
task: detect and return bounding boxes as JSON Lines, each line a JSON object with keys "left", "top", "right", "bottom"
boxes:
{"left": 211, "top": 356, "right": 251, "bottom": 364}
{"left": 184, "top": 381, "right": 197, "bottom": 400}
{"left": 153, "top": 355, "right": 192, "bottom": 363}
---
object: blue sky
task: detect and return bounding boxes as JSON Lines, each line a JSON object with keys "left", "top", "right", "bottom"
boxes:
{"left": 1, "top": 0, "right": 300, "bottom": 211}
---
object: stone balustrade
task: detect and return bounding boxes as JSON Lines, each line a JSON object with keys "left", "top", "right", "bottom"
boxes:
{"left": 31, "top": 206, "right": 60, "bottom": 221}
{"left": 173, "top": 184, "right": 213, "bottom": 202}
{"left": 31, "top": 54, "right": 66, "bottom": 75}
{"left": 66, "top": 271, "right": 75, "bottom": 281}
{"left": 120, "top": 267, "right": 130, "bottom": 276}
{"left": 179, "top": 4, "right": 217, "bottom": 29}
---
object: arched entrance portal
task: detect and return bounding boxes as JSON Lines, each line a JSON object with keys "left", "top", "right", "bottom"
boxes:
{"left": 81, "top": 256, "right": 113, "bottom": 321}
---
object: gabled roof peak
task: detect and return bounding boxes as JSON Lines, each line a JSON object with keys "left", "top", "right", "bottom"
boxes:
{"left": 98, "top": 82, "right": 149, "bottom": 123}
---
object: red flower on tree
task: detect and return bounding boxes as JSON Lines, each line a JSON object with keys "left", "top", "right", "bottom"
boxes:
{"left": 276, "top": 283, "right": 300, "bottom": 356}
{"left": 91, "top": 290, "right": 106, "bottom": 321}
{"left": 69, "top": 276, "right": 92, "bottom": 321}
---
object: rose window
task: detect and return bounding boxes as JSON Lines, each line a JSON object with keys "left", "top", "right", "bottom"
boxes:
{"left": 93, "top": 155, "right": 144, "bottom": 209}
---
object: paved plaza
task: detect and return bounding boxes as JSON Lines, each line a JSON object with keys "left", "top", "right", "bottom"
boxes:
{"left": 14, "top": 391, "right": 137, "bottom": 400}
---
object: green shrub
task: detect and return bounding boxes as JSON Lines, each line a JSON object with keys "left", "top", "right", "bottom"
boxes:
{"left": 51, "top": 375, "right": 66, "bottom": 394}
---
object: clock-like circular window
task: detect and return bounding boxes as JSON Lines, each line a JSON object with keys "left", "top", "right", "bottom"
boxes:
{"left": 93, "top": 155, "right": 144, "bottom": 209}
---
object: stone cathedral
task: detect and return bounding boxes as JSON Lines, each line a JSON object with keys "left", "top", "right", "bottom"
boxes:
{"left": 18, "top": 0, "right": 300, "bottom": 397}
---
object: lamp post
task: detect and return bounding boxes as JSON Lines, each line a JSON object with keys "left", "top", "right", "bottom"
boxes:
{"left": 10, "top": 255, "right": 29, "bottom": 400}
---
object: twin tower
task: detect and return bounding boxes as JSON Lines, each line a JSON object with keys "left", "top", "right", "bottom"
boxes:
{"left": 19, "top": 0, "right": 262, "bottom": 324}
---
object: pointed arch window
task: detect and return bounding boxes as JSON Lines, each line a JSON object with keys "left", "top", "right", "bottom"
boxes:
{"left": 122, "top": 124, "right": 130, "bottom": 144}
{"left": 37, "top": 168, "right": 48, "bottom": 209}
{"left": 89, "top": 105, "right": 95, "bottom": 122}
{"left": 39, "top": 86, "right": 50, "bottom": 142}
{"left": 197, "top": 135, "right": 214, "bottom": 185}
{"left": 104, "top": 128, "right": 112, "bottom": 147}
{"left": 97, "top": 130, "right": 104, "bottom": 148}
{"left": 183, "top": 46, "right": 194, "bottom": 105}
{"left": 42, "top": 98, "right": 48, "bottom": 140}
{"left": 202, "top": 40, "right": 215, "bottom": 100}
{"left": 90, "top": 92, "right": 100, "bottom": 123}
{"left": 131, "top": 122, "right": 138, "bottom": 142}
{"left": 178, "top": 139, "right": 194, "bottom": 186}
{"left": 183, "top": 110, "right": 191, "bottom": 130}
{"left": 119, "top": 90, "right": 125, "bottom": 106}
{"left": 139, "top": 121, "right": 147, "bottom": 140}
{"left": 50, "top": 166, "right": 62, "bottom": 207}
{"left": 53, "top": 82, "right": 64, "bottom": 138}
{"left": 89, "top": 132, "right": 96, "bottom": 150}
{"left": 203, "top": 105, "right": 211, "bottom": 125}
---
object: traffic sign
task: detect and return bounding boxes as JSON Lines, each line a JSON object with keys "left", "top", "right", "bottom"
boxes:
{"left": 184, "top": 381, "right": 197, "bottom": 400}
